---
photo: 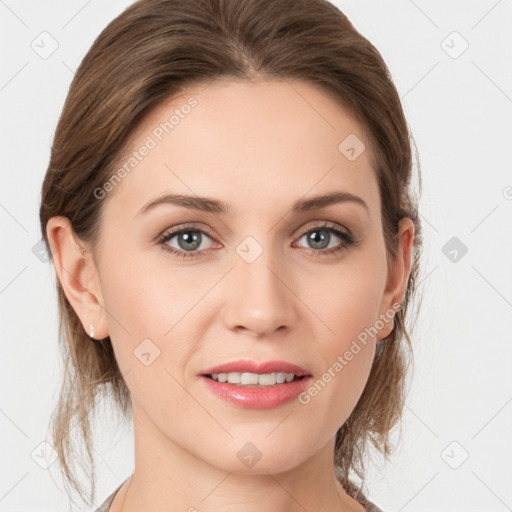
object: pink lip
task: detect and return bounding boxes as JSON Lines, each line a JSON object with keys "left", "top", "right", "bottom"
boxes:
{"left": 201, "top": 375, "right": 313, "bottom": 409}
{"left": 199, "top": 359, "right": 312, "bottom": 409}
{"left": 201, "top": 359, "right": 311, "bottom": 377}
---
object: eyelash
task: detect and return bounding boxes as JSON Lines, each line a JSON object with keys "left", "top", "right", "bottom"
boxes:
{"left": 157, "top": 222, "right": 355, "bottom": 259}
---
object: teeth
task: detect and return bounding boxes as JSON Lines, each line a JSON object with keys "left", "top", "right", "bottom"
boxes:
{"left": 241, "top": 372, "right": 259, "bottom": 385}
{"left": 227, "top": 372, "right": 241, "bottom": 384}
{"left": 210, "top": 372, "right": 299, "bottom": 386}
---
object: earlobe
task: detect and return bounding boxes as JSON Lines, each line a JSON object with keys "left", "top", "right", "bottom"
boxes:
{"left": 45, "top": 216, "right": 108, "bottom": 340}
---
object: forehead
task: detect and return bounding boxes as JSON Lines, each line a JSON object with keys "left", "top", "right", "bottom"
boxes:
{"left": 103, "top": 78, "right": 380, "bottom": 220}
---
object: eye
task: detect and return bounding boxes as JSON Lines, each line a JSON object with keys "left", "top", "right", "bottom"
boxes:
{"left": 293, "top": 222, "right": 354, "bottom": 256}
{"left": 158, "top": 225, "right": 217, "bottom": 259}
{"left": 157, "top": 221, "right": 355, "bottom": 259}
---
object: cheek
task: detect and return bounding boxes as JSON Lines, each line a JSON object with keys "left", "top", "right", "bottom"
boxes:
{"left": 303, "top": 251, "right": 385, "bottom": 345}
{"left": 294, "top": 252, "right": 384, "bottom": 415}
{"left": 98, "top": 256, "right": 213, "bottom": 397}
{"left": 99, "top": 264, "right": 200, "bottom": 421}
{"left": 95, "top": 262, "right": 175, "bottom": 389}
{"left": 100, "top": 254, "right": 204, "bottom": 340}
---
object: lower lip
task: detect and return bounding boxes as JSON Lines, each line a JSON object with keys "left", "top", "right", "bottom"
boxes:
{"left": 200, "top": 375, "right": 312, "bottom": 409}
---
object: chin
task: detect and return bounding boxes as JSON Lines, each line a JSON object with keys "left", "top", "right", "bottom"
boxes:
{"left": 201, "top": 440, "right": 311, "bottom": 476}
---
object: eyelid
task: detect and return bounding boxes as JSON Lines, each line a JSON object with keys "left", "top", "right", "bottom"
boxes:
{"left": 295, "top": 220, "right": 352, "bottom": 239}
{"left": 157, "top": 222, "right": 219, "bottom": 242}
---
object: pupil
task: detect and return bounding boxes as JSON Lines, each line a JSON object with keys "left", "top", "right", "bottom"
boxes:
{"left": 309, "top": 230, "right": 329, "bottom": 249}
{"left": 179, "top": 231, "right": 200, "bottom": 250}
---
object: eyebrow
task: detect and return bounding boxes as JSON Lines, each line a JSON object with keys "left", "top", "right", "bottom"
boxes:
{"left": 136, "top": 190, "right": 369, "bottom": 217}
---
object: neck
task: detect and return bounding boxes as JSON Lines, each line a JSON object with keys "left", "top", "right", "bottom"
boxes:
{"left": 113, "top": 406, "right": 363, "bottom": 512}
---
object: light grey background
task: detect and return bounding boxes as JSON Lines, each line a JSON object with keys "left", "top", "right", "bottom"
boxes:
{"left": 1, "top": 0, "right": 511, "bottom": 510}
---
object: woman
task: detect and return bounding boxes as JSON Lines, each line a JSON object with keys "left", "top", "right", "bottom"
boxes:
{"left": 39, "top": 0, "right": 423, "bottom": 510}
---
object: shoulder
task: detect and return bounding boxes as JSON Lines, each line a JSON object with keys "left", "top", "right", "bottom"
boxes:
{"left": 93, "top": 479, "right": 127, "bottom": 512}
{"left": 334, "top": 466, "right": 385, "bottom": 512}
{"left": 94, "top": 491, "right": 116, "bottom": 512}
{"left": 364, "top": 499, "right": 385, "bottom": 512}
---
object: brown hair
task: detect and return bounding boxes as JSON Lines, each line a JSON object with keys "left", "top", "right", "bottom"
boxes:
{"left": 39, "top": 0, "right": 423, "bottom": 506}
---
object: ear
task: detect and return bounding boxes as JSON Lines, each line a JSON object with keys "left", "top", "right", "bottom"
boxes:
{"left": 45, "top": 216, "right": 109, "bottom": 340}
{"left": 376, "top": 216, "right": 416, "bottom": 340}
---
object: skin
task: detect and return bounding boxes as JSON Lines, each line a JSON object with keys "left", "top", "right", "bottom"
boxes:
{"left": 47, "top": 78, "right": 414, "bottom": 511}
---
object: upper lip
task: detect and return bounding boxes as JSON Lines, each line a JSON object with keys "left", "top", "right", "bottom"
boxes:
{"left": 201, "top": 359, "right": 311, "bottom": 377}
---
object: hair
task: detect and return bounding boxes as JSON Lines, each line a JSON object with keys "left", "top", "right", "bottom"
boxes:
{"left": 39, "top": 0, "right": 423, "bottom": 507}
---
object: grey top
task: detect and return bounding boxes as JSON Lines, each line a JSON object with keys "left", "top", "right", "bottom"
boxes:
{"left": 94, "top": 478, "right": 384, "bottom": 512}
{"left": 94, "top": 479, "right": 125, "bottom": 512}
{"left": 365, "top": 499, "right": 385, "bottom": 512}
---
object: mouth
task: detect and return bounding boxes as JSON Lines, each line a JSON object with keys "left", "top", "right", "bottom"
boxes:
{"left": 203, "top": 371, "right": 307, "bottom": 386}
{"left": 200, "top": 359, "right": 311, "bottom": 383}
{"left": 199, "top": 360, "right": 312, "bottom": 409}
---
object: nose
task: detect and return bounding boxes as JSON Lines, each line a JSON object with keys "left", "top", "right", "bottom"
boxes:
{"left": 222, "top": 242, "right": 298, "bottom": 338}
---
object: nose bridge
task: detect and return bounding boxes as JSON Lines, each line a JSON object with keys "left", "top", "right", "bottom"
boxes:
{"left": 223, "top": 234, "right": 296, "bottom": 336}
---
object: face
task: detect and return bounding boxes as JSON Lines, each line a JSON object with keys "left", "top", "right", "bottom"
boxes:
{"left": 79, "top": 79, "right": 407, "bottom": 473}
